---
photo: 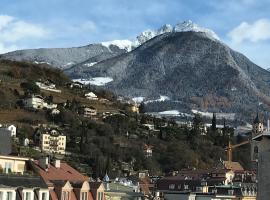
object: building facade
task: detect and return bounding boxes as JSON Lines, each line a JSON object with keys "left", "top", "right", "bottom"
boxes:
{"left": 40, "top": 129, "right": 66, "bottom": 155}
{"left": 0, "top": 155, "right": 29, "bottom": 174}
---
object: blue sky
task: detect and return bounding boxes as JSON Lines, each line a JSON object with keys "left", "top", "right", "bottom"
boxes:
{"left": 0, "top": 0, "right": 270, "bottom": 68}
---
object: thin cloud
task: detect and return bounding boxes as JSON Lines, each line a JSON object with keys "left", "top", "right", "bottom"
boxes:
{"left": 228, "top": 19, "right": 270, "bottom": 43}
{"left": 0, "top": 14, "right": 49, "bottom": 53}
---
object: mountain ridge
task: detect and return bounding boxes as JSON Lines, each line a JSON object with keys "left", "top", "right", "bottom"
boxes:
{"left": 65, "top": 31, "right": 270, "bottom": 121}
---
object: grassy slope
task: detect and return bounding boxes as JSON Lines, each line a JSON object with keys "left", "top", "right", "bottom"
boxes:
{"left": 0, "top": 60, "right": 119, "bottom": 123}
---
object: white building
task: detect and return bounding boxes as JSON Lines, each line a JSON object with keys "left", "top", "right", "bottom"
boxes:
{"left": 85, "top": 92, "right": 98, "bottom": 100}
{"left": 40, "top": 129, "right": 66, "bottom": 155}
{"left": 23, "top": 95, "right": 57, "bottom": 110}
{"left": 24, "top": 138, "right": 30, "bottom": 147}
{"left": 79, "top": 106, "right": 97, "bottom": 118}
{"left": 0, "top": 124, "right": 16, "bottom": 137}
{"left": 35, "top": 80, "right": 61, "bottom": 93}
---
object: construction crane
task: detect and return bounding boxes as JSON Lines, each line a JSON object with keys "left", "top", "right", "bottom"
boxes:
{"left": 225, "top": 140, "right": 250, "bottom": 164}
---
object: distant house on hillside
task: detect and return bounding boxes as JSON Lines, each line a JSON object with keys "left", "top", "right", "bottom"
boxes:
{"left": 67, "top": 81, "right": 84, "bottom": 89}
{"left": 85, "top": 92, "right": 98, "bottom": 100}
{"left": 143, "top": 144, "right": 153, "bottom": 158}
{"left": 23, "top": 95, "right": 57, "bottom": 110}
{"left": 36, "top": 79, "right": 61, "bottom": 93}
{"left": 79, "top": 106, "right": 97, "bottom": 118}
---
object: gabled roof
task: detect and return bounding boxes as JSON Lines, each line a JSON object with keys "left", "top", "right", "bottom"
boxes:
{"left": 33, "top": 161, "right": 89, "bottom": 183}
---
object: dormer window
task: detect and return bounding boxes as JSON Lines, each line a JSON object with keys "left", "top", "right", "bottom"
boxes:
{"left": 97, "top": 192, "right": 103, "bottom": 200}
{"left": 62, "top": 191, "right": 70, "bottom": 200}
{"left": 228, "top": 189, "right": 234, "bottom": 195}
{"left": 24, "top": 192, "right": 32, "bottom": 200}
{"left": 40, "top": 192, "right": 47, "bottom": 200}
{"left": 80, "top": 192, "right": 87, "bottom": 200}
{"left": 7, "top": 192, "right": 13, "bottom": 200}
{"left": 169, "top": 184, "right": 175, "bottom": 190}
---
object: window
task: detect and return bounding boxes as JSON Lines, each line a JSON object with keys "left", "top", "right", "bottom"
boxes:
{"left": 254, "top": 146, "right": 258, "bottom": 153}
{"left": 228, "top": 190, "right": 234, "bottom": 195}
{"left": 24, "top": 192, "right": 31, "bottom": 200}
{"left": 62, "top": 191, "right": 70, "bottom": 200}
{"left": 168, "top": 184, "right": 175, "bottom": 190}
{"left": 184, "top": 185, "right": 189, "bottom": 190}
{"left": 41, "top": 193, "right": 47, "bottom": 200}
{"left": 97, "top": 192, "right": 103, "bottom": 200}
{"left": 7, "top": 192, "right": 12, "bottom": 200}
{"left": 0, "top": 192, "right": 3, "bottom": 200}
{"left": 80, "top": 192, "right": 87, "bottom": 200}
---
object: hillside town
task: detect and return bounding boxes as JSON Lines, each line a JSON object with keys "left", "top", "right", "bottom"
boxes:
{"left": 0, "top": 1, "right": 270, "bottom": 199}
{"left": 0, "top": 72, "right": 268, "bottom": 200}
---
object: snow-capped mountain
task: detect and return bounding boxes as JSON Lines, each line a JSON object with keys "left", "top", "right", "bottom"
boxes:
{"left": 0, "top": 20, "right": 219, "bottom": 69}
{"left": 101, "top": 20, "right": 219, "bottom": 52}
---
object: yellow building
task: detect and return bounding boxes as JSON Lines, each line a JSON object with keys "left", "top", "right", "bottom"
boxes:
{"left": 0, "top": 155, "right": 29, "bottom": 174}
{"left": 40, "top": 129, "right": 66, "bottom": 155}
{"left": 131, "top": 104, "right": 139, "bottom": 113}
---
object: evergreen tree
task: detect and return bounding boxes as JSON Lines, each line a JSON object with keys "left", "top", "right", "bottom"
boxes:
{"left": 211, "top": 113, "right": 217, "bottom": 131}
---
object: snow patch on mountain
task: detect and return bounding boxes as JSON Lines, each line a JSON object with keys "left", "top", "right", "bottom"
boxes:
{"left": 34, "top": 61, "right": 51, "bottom": 65}
{"left": 101, "top": 40, "right": 133, "bottom": 51}
{"left": 132, "top": 97, "right": 145, "bottom": 103}
{"left": 63, "top": 62, "right": 74, "bottom": 67}
{"left": 83, "top": 62, "right": 98, "bottom": 67}
{"left": 191, "top": 109, "right": 235, "bottom": 120}
{"left": 73, "top": 77, "right": 113, "bottom": 86}
{"left": 145, "top": 95, "right": 170, "bottom": 104}
{"left": 174, "top": 20, "right": 219, "bottom": 40}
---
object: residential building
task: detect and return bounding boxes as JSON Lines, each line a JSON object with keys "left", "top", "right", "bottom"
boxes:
{"left": 85, "top": 92, "right": 98, "bottom": 100}
{"left": 0, "top": 124, "right": 17, "bottom": 137}
{"left": 0, "top": 175, "right": 49, "bottom": 200}
{"left": 23, "top": 95, "right": 57, "bottom": 110}
{"left": 155, "top": 169, "right": 256, "bottom": 200}
{"left": 67, "top": 82, "right": 83, "bottom": 89}
{"left": 143, "top": 144, "right": 153, "bottom": 158}
{"left": 79, "top": 106, "right": 97, "bottom": 118}
{"left": 32, "top": 158, "right": 105, "bottom": 200}
{"left": 39, "top": 128, "right": 66, "bottom": 155}
{"left": 0, "top": 155, "right": 29, "bottom": 174}
{"left": 252, "top": 121, "right": 270, "bottom": 200}
{"left": 36, "top": 80, "right": 61, "bottom": 93}
{"left": 0, "top": 129, "right": 12, "bottom": 155}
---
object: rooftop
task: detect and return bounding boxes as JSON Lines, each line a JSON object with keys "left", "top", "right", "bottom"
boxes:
{"left": 0, "top": 174, "right": 47, "bottom": 188}
{"left": 33, "top": 161, "right": 89, "bottom": 183}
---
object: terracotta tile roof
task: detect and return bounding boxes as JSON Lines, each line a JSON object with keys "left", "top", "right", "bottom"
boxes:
{"left": 49, "top": 190, "right": 58, "bottom": 200}
{"left": 88, "top": 192, "right": 94, "bottom": 200}
{"left": 33, "top": 161, "right": 89, "bottom": 183}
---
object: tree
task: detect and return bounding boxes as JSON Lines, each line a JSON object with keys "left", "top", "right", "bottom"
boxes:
{"left": 20, "top": 81, "right": 40, "bottom": 94}
{"left": 139, "top": 103, "right": 146, "bottom": 113}
{"left": 211, "top": 113, "right": 217, "bottom": 131}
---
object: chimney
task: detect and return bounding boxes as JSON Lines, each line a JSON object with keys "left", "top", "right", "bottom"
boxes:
{"left": 53, "top": 159, "right": 61, "bottom": 168}
{"left": 39, "top": 157, "right": 49, "bottom": 171}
